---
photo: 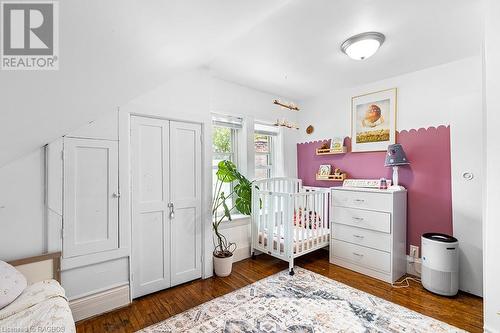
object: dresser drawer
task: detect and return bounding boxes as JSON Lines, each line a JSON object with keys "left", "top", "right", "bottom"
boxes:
{"left": 333, "top": 223, "right": 391, "bottom": 252}
{"left": 332, "top": 239, "right": 391, "bottom": 273}
{"left": 332, "top": 207, "right": 391, "bottom": 233}
{"left": 331, "top": 190, "right": 393, "bottom": 212}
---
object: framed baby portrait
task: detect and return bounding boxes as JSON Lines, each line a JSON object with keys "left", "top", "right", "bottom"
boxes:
{"left": 351, "top": 88, "right": 397, "bottom": 152}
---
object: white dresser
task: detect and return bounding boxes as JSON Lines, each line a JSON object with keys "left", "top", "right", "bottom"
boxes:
{"left": 330, "top": 187, "right": 407, "bottom": 283}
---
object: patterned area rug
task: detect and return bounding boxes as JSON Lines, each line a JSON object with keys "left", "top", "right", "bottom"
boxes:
{"left": 138, "top": 267, "right": 464, "bottom": 332}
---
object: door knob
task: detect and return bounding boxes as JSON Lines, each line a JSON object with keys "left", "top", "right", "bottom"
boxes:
{"left": 112, "top": 192, "right": 121, "bottom": 198}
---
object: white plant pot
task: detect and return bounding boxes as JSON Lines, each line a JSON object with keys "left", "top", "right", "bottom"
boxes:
{"left": 213, "top": 254, "right": 233, "bottom": 277}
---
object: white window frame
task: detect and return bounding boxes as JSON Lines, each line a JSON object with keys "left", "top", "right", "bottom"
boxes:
{"left": 212, "top": 126, "right": 238, "bottom": 168}
{"left": 254, "top": 123, "right": 279, "bottom": 180}
{"left": 254, "top": 134, "right": 274, "bottom": 179}
{"left": 212, "top": 114, "right": 243, "bottom": 214}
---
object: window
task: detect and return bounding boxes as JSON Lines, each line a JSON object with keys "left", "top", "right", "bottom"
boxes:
{"left": 254, "top": 124, "right": 278, "bottom": 179}
{"left": 212, "top": 114, "right": 242, "bottom": 214}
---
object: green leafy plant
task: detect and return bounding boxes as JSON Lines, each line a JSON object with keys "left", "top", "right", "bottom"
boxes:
{"left": 212, "top": 160, "right": 253, "bottom": 258}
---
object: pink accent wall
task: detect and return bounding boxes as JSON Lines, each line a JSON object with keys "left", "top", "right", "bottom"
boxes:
{"left": 297, "top": 125, "right": 453, "bottom": 253}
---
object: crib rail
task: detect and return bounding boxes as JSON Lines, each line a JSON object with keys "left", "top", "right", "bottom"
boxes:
{"left": 251, "top": 178, "right": 330, "bottom": 272}
{"left": 253, "top": 177, "right": 302, "bottom": 194}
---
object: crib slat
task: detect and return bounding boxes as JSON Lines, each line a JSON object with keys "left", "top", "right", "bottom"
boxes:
{"left": 261, "top": 192, "right": 266, "bottom": 249}
{"left": 270, "top": 194, "right": 275, "bottom": 254}
{"left": 310, "top": 193, "right": 314, "bottom": 248}
{"left": 318, "top": 191, "right": 323, "bottom": 244}
{"left": 324, "top": 191, "right": 328, "bottom": 243}
{"left": 285, "top": 194, "right": 292, "bottom": 259}
{"left": 320, "top": 193, "right": 327, "bottom": 243}
{"left": 277, "top": 194, "right": 282, "bottom": 254}
{"left": 313, "top": 192, "right": 318, "bottom": 247}
{"left": 305, "top": 194, "right": 309, "bottom": 251}
{"left": 293, "top": 195, "right": 300, "bottom": 254}
{"left": 297, "top": 196, "right": 306, "bottom": 252}
{"left": 325, "top": 191, "right": 329, "bottom": 243}
{"left": 322, "top": 192, "right": 325, "bottom": 243}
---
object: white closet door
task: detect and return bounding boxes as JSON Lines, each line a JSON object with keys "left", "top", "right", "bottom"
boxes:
{"left": 131, "top": 116, "right": 171, "bottom": 298}
{"left": 169, "top": 121, "right": 202, "bottom": 286}
{"left": 63, "top": 138, "right": 119, "bottom": 258}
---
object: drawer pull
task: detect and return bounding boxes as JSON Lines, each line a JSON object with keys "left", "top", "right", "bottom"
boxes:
{"left": 352, "top": 252, "right": 364, "bottom": 257}
{"left": 353, "top": 234, "right": 364, "bottom": 239}
{"left": 354, "top": 199, "right": 365, "bottom": 203}
{"left": 352, "top": 217, "right": 364, "bottom": 221}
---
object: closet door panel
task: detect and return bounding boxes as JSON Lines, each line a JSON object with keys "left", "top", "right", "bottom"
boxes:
{"left": 170, "top": 121, "right": 202, "bottom": 286}
{"left": 172, "top": 207, "right": 198, "bottom": 276}
{"left": 131, "top": 116, "right": 171, "bottom": 298}
{"left": 139, "top": 125, "right": 164, "bottom": 203}
{"left": 137, "top": 211, "right": 167, "bottom": 285}
{"left": 63, "top": 138, "right": 119, "bottom": 258}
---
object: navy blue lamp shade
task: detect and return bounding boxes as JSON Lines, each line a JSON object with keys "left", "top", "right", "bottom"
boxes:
{"left": 385, "top": 144, "right": 410, "bottom": 167}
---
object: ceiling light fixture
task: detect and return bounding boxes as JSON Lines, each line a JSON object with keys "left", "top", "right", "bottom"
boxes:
{"left": 341, "top": 32, "right": 385, "bottom": 60}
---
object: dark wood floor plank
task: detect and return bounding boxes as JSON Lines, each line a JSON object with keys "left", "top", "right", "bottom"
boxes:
{"left": 76, "top": 250, "right": 483, "bottom": 333}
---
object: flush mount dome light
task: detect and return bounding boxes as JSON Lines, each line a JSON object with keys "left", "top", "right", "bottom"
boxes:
{"left": 341, "top": 32, "right": 385, "bottom": 60}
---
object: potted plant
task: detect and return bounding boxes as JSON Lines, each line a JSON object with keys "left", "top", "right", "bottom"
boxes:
{"left": 212, "top": 160, "right": 253, "bottom": 277}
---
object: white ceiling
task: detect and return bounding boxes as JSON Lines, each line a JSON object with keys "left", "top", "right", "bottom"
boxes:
{"left": 210, "top": 0, "right": 484, "bottom": 99}
{"left": 0, "top": 0, "right": 483, "bottom": 167}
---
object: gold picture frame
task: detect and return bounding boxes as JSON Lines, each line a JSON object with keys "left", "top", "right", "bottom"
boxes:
{"left": 351, "top": 88, "right": 397, "bottom": 152}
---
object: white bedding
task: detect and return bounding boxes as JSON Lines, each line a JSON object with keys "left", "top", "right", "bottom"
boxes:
{"left": 0, "top": 280, "right": 75, "bottom": 333}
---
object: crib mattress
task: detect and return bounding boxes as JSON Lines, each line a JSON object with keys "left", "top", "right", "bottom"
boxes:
{"left": 258, "top": 230, "right": 329, "bottom": 254}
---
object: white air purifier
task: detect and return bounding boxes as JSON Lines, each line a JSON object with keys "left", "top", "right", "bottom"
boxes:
{"left": 421, "top": 233, "right": 459, "bottom": 296}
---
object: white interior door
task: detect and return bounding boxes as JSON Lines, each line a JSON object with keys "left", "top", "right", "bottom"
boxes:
{"left": 63, "top": 138, "right": 119, "bottom": 258}
{"left": 169, "top": 121, "right": 202, "bottom": 286}
{"left": 131, "top": 116, "right": 171, "bottom": 298}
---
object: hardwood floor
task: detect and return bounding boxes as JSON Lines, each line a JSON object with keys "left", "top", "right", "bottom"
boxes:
{"left": 76, "top": 250, "right": 483, "bottom": 333}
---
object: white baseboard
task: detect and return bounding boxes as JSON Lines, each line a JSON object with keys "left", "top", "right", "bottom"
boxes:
{"left": 484, "top": 326, "right": 499, "bottom": 333}
{"left": 406, "top": 255, "right": 422, "bottom": 277}
{"left": 233, "top": 245, "right": 251, "bottom": 263}
{"left": 70, "top": 284, "right": 130, "bottom": 322}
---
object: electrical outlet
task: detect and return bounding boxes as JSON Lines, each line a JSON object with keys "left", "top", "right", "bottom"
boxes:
{"left": 410, "top": 245, "right": 419, "bottom": 259}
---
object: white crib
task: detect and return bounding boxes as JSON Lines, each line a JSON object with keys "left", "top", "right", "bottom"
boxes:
{"left": 251, "top": 177, "right": 330, "bottom": 275}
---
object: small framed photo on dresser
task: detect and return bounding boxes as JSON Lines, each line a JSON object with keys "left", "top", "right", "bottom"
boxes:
{"left": 351, "top": 88, "right": 397, "bottom": 152}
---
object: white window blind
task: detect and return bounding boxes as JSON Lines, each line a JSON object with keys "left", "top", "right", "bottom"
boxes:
{"left": 255, "top": 123, "right": 279, "bottom": 136}
{"left": 212, "top": 113, "right": 243, "bottom": 129}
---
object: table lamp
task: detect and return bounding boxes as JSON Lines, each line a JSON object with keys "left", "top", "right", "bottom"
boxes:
{"left": 384, "top": 144, "right": 409, "bottom": 190}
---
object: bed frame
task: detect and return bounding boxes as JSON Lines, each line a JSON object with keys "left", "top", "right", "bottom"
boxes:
{"left": 7, "top": 252, "right": 61, "bottom": 284}
{"left": 251, "top": 178, "right": 330, "bottom": 275}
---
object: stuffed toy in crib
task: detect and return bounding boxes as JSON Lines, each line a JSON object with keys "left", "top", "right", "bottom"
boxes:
{"left": 294, "top": 207, "right": 322, "bottom": 229}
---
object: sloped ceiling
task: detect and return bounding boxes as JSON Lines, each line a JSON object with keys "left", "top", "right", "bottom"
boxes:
{"left": 0, "top": 0, "right": 483, "bottom": 167}
{"left": 0, "top": 0, "right": 290, "bottom": 167}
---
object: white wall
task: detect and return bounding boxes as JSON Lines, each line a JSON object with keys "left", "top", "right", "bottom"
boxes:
{"left": 297, "top": 56, "right": 484, "bottom": 296}
{"left": 0, "top": 149, "right": 46, "bottom": 261}
{"left": 298, "top": 57, "right": 482, "bottom": 140}
{"left": 484, "top": 0, "right": 500, "bottom": 331}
